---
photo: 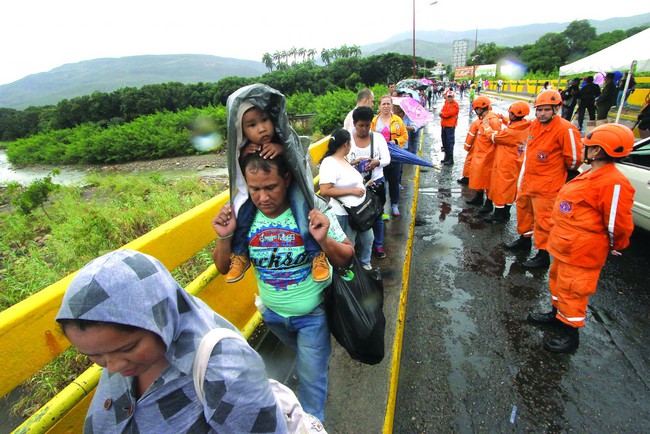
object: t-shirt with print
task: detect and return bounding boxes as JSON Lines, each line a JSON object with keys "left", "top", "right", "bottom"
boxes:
{"left": 248, "top": 207, "right": 346, "bottom": 317}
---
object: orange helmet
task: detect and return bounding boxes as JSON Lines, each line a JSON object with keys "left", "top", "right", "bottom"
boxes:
{"left": 472, "top": 96, "right": 491, "bottom": 110}
{"left": 534, "top": 90, "right": 563, "bottom": 107}
{"left": 509, "top": 101, "right": 530, "bottom": 117}
{"left": 582, "top": 123, "right": 635, "bottom": 158}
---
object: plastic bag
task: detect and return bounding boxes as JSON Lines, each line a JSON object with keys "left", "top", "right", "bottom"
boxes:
{"left": 324, "top": 256, "right": 385, "bottom": 365}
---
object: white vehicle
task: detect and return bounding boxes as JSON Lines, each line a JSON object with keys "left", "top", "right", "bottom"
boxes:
{"left": 615, "top": 137, "right": 650, "bottom": 231}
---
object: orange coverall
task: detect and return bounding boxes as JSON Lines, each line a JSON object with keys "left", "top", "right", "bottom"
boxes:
{"left": 547, "top": 164, "right": 635, "bottom": 327}
{"left": 486, "top": 118, "right": 531, "bottom": 206}
{"left": 517, "top": 115, "right": 582, "bottom": 249}
{"left": 462, "top": 119, "right": 480, "bottom": 178}
{"left": 468, "top": 111, "right": 504, "bottom": 191}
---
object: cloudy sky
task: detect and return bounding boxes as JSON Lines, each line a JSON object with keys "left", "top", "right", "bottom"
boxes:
{"left": 1, "top": 0, "right": 645, "bottom": 85}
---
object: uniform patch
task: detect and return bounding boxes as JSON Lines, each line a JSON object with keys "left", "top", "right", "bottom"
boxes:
{"left": 536, "top": 151, "right": 548, "bottom": 162}
{"left": 517, "top": 142, "right": 526, "bottom": 156}
{"left": 559, "top": 201, "right": 572, "bottom": 214}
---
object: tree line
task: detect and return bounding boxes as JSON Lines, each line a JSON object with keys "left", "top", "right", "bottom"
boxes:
{"left": 0, "top": 52, "right": 415, "bottom": 142}
{"left": 470, "top": 21, "right": 648, "bottom": 74}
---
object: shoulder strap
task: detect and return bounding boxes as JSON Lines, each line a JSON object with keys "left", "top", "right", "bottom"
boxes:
{"left": 193, "top": 328, "right": 247, "bottom": 405}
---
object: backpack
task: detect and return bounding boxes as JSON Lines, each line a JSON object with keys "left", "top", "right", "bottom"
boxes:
{"left": 193, "top": 327, "right": 327, "bottom": 433}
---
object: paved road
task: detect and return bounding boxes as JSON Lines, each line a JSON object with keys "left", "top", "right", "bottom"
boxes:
{"left": 393, "top": 94, "right": 650, "bottom": 432}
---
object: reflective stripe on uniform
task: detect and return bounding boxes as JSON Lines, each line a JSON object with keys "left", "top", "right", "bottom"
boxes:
{"left": 608, "top": 184, "right": 621, "bottom": 247}
{"left": 568, "top": 127, "right": 578, "bottom": 169}
{"left": 558, "top": 310, "right": 585, "bottom": 323}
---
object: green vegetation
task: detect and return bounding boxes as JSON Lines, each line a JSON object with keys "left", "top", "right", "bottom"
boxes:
{"left": 1, "top": 173, "right": 225, "bottom": 310}
{"left": 6, "top": 86, "right": 388, "bottom": 166}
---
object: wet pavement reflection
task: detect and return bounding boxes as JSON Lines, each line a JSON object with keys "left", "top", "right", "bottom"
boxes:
{"left": 394, "top": 92, "right": 650, "bottom": 432}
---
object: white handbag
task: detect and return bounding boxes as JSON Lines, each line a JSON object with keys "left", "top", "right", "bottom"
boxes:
{"left": 193, "top": 327, "right": 327, "bottom": 433}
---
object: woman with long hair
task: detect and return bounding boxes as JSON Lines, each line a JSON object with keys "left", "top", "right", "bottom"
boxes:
{"left": 319, "top": 128, "right": 374, "bottom": 270}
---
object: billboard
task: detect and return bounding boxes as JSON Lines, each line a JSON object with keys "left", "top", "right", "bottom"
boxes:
{"left": 454, "top": 64, "right": 498, "bottom": 78}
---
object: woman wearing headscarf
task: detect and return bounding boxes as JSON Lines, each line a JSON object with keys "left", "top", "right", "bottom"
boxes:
{"left": 56, "top": 249, "right": 287, "bottom": 433}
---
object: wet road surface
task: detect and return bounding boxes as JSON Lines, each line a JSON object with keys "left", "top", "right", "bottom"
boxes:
{"left": 393, "top": 93, "right": 650, "bottom": 432}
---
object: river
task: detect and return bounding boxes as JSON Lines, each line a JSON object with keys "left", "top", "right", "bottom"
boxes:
{"left": 0, "top": 150, "right": 229, "bottom": 187}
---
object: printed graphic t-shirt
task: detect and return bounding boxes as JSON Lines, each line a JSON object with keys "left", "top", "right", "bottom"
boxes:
{"left": 248, "top": 207, "right": 346, "bottom": 317}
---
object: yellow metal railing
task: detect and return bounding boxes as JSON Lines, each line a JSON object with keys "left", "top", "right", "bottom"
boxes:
{"left": 2, "top": 137, "right": 330, "bottom": 433}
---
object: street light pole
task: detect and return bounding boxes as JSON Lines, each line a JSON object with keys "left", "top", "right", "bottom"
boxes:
{"left": 412, "top": 0, "right": 416, "bottom": 78}
{"left": 412, "top": 1, "right": 438, "bottom": 78}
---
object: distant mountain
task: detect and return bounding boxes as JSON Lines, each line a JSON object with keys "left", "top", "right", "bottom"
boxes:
{"left": 1, "top": 13, "right": 648, "bottom": 110}
{"left": 0, "top": 54, "right": 268, "bottom": 109}
{"left": 362, "top": 13, "right": 650, "bottom": 63}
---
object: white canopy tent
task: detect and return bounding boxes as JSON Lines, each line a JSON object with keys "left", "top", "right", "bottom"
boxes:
{"left": 559, "top": 28, "right": 650, "bottom": 123}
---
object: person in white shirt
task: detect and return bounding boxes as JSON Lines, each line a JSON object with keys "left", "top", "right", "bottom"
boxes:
{"left": 319, "top": 128, "right": 374, "bottom": 269}
{"left": 343, "top": 88, "right": 375, "bottom": 132}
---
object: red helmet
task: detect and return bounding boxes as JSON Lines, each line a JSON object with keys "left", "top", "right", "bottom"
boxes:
{"left": 509, "top": 101, "right": 530, "bottom": 117}
{"left": 582, "top": 123, "right": 635, "bottom": 158}
{"left": 472, "top": 96, "right": 491, "bottom": 110}
{"left": 534, "top": 90, "right": 563, "bottom": 107}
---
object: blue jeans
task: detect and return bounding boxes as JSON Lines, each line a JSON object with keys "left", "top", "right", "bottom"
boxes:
{"left": 231, "top": 183, "right": 321, "bottom": 258}
{"left": 383, "top": 163, "right": 402, "bottom": 206}
{"left": 335, "top": 214, "right": 373, "bottom": 266}
{"left": 262, "top": 305, "right": 331, "bottom": 422}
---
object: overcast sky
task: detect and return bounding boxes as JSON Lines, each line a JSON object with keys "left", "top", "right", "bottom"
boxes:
{"left": 1, "top": 0, "right": 646, "bottom": 86}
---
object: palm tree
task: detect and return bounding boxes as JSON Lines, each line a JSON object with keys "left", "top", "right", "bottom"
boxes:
{"left": 298, "top": 48, "right": 306, "bottom": 62}
{"left": 350, "top": 45, "right": 362, "bottom": 58}
{"left": 321, "top": 48, "right": 331, "bottom": 66}
{"left": 262, "top": 53, "right": 274, "bottom": 72}
{"left": 307, "top": 48, "right": 317, "bottom": 61}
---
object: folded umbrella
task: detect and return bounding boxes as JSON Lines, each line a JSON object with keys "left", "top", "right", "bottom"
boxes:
{"left": 387, "top": 143, "right": 434, "bottom": 167}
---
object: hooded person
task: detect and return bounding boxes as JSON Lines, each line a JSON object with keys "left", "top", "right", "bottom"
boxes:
{"left": 224, "top": 84, "right": 331, "bottom": 284}
{"left": 56, "top": 249, "right": 287, "bottom": 433}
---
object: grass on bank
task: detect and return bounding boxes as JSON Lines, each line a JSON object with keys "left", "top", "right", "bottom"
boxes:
{"left": 0, "top": 172, "right": 226, "bottom": 417}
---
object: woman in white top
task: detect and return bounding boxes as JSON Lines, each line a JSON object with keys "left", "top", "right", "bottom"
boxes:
{"left": 347, "top": 106, "right": 391, "bottom": 260}
{"left": 319, "top": 128, "right": 374, "bottom": 269}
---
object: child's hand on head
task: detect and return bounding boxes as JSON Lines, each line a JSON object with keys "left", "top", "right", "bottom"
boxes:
{"left": 260, "top": 142, "right": 283, "bottom": 159}
{"left": 241, "top": 142, "right": 262, "bottom": 157}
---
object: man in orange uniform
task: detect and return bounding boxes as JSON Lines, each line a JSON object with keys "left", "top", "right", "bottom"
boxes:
{"left": 440, "top": 90, "right": 459, "bottom": 165}
{"left": 466, "top": 96, "right": 504, "bottom": 214}
{"left": 527, "top": 124, "right": 635, "bottom": 352}
{"left": 507, "top": 90, "right": 582, "bottom": 268}
{"left": 457, "top": 118, "right": 480, "bottom": 185}
{"left": 483, "top": 101, "right": 532, "bottom": 224}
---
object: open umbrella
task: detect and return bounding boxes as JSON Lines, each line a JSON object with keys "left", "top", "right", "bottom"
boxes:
{"left": 397, "top": 88, "right": 419, "bottom": 99}
{"left": 395, "top": 78, "right": 422, "bottom": 89}
{"left": 387, "top": 142, "right": 434, "bottom": 167}
{"left": 392, "top": 97, "right": 432, "bottom": 128}
{"left": 419, "top": 78, "right": 434, "bottom": 85}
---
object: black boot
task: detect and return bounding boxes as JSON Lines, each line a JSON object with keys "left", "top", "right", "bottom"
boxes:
{"left": 505, "top": 235, "right": 532, "bottom": 250}
{"left": 442, "top": 157, "right": 454, "bottom": 165}
{"left": 466, "top": 191, "right": 484, "bottom": 205}
{"left": 504, "top": 204, "right": 512, "bottom": 216}
{"left": 544, "top": 323, "right": 580, "bottom": 353}
{"left": 522, "top": 249, "right": 550, "bottom": 268}
{"left": 484, "top": 206, "right": 508, "bottom": 223}
{"left": 527, "top": 307, "right": 559, "bottom": 324}
{"left": 457, "top": 176, "right": 469, "bottom": 185}
{"left": 478, "top": 199, "right": 493, "bottom": 213}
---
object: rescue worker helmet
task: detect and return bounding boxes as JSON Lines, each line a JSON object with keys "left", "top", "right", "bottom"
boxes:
{"left": 472, "top": 96, "right": 491, "bottom": 110}
{"left": 509, "top": 101, "right": 530, "bottom": 117}
{"left": 445, "top": 90, "right": 454, "bottom": 97}
{"left": 582, "top": 123, "right": 635, "bottom": 158}
{"left": 534, "top": 90, "right": 563, "bottom": 107}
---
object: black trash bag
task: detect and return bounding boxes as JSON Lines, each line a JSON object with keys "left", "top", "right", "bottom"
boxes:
{"left": 324, "top": 256, "right": 385, "bottom": 365}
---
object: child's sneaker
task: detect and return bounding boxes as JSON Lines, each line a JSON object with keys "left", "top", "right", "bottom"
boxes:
{"left": 312, "top": 252, "right": 331, "bottom": 282}
{"left": 225, "top": 254, "right": 250, "bottom": 283}
{"left": 375, "top": 247, "right": 387, "bottom": 259}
